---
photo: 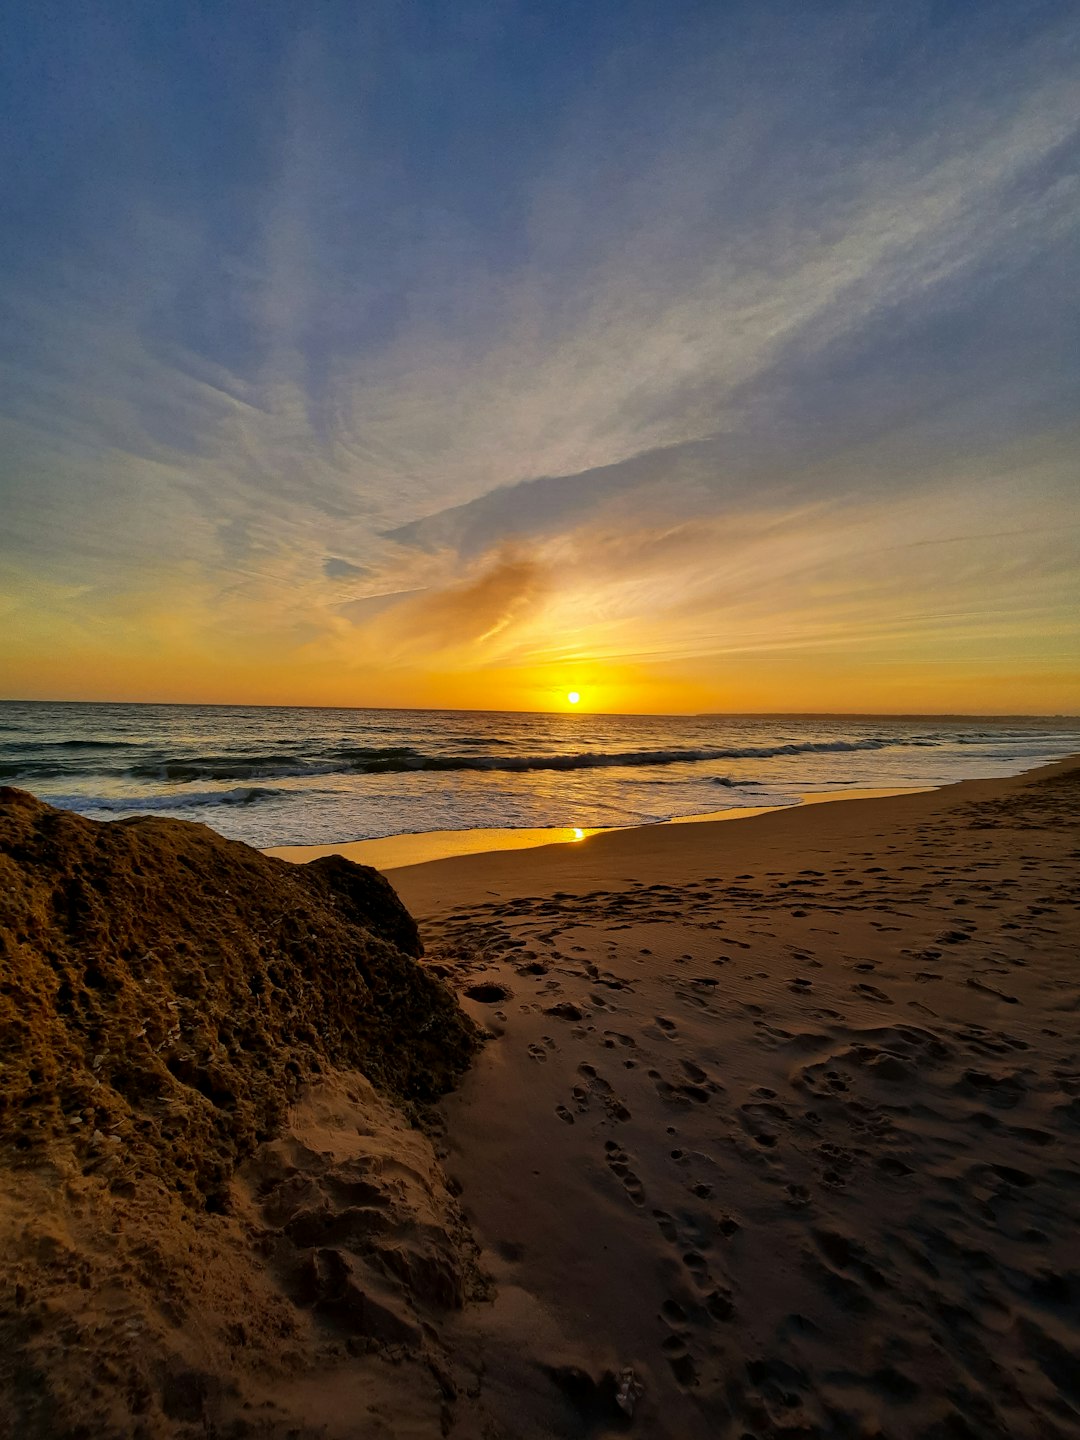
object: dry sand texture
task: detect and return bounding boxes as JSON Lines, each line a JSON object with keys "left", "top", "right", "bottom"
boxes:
{"left": 390, "top": 759, "right": 1080, "bottom": 1439}
{"left": 0, "top": 789, "right": 486, "bottom": 1440}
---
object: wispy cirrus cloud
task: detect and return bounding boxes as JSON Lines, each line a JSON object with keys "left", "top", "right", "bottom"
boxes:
{"left": 0, "top": 1, "right": 1077, "bottom": 706}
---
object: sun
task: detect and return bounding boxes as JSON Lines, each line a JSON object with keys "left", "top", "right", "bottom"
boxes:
{"left": 567, "top": 691, "right": 580, "bottom": 705}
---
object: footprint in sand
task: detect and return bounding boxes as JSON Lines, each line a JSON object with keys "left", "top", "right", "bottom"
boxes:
{"left": 603, "top": 1030, "right": 637, "bottom": 1049}
{"left": 682, "top": 1250, "right": 710, "bottom": 1285}
{"left": 852, "top": 982, "right": 893, "bottom": 1003}
{"left": 662, "top": 1336, "right": 699, "bottom": 1387}
{"left": 704, "top": 1286, "right": 735, "bottom": 1320}
{"left": 651, "top": 1072, "right": 690, "bottom": 1106}
{"left": 555, "top": 1104, "right": 575, "bottom": 1125}
{"left": 816, "top": 1140, "right": 857, "bottom": 1187}
{"left": 652, "top": 1208, "right": 678, "bottom": 1242}
{"left": 577, "top": 1064, "right": 632, "bottom": 1122}
{"left": 603, "top": 1140, "right": 645, "bottom": 1205}
{"left": 544, "top": 1001, "right": 583, "bottom": 1022}
{"left": 527, "top": 1043, "right": 548, "bottom": 1062}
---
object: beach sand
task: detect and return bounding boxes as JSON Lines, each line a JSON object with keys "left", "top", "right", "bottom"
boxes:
{"left": 380, "top": 758, "right": 1080, "bottom": 1438}
{"left": 2, "top": 761, "right": 1078, "bottom": 1438}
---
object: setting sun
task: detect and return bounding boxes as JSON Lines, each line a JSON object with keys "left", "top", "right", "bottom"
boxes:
{"left": 567, "top": 691, "right": 580, "bottom": 705}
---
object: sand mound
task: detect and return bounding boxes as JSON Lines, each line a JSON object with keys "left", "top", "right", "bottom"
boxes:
{"left": 0, "top": 787, "right": 476, "bottom": 1207}
{"left": 0, "top": 789, "right": 484, "bottom": 1439}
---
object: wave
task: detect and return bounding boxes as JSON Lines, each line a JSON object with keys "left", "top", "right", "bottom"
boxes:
{"left": 51, "top": 787, "right": 281, "bottom": 813}
{"left": 0, "top": 761, "right": 89, "bottom": 780}
{"left": 121, "top": 746, "right": 417, "bottom": 782}
{"left": 2, "top": 734, "right": 924, "bottom": 784}
{"left": 2, "top": 737, "right": 143, "bottom": 751}
{"left": 328, "top": 745, "right": 417, "bottom": 763}
{"left": 380, "top": 736, "right": 911, "bottom": 774}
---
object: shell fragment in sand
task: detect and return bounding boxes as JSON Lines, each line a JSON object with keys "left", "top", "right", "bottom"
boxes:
{"left": 616, "top": 1366, "right": 644, "bottom": 1417}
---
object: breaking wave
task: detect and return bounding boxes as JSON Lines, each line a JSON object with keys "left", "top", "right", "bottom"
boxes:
{"left": 52, "top": 787, "right": 281, "bottom": 813}
{"left": 126, "top": 734, "right": 911, "bottom": 780}
{"left": 0, "top": 735, "right": 925, "bottom": 784}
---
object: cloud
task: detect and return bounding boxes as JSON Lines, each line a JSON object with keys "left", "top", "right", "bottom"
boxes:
{"left": 359, "top": 551, "right": 549, "bottom": 664}
{"left": 323, "top": 556, "right": 368, "bottom": 580}
{"left": 354, "top": 454, "right": 1080, "bottom": 682}
{"left": 0, "top": 1, "right": 1078, "bottom": 703}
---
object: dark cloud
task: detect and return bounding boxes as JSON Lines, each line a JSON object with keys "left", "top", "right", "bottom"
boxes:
{"left": 323, "top": 556, "right": 368, "bottom": 580}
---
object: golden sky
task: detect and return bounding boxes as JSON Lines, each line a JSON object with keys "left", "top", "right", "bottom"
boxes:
{"left": 2, "top": 4, "right": 1078, "bottom": 713}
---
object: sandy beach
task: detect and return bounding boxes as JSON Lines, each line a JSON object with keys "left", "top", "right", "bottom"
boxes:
{"left": 2, "top": 759, "right": 1079, "bottom": 1439}
{"left": 392, "top": 757, "right": 1080, "bottom": 1438}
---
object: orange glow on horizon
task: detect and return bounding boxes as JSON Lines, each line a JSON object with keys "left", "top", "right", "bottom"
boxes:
{"left": 2, "top": 630, "right": 1079, "bottom": 717}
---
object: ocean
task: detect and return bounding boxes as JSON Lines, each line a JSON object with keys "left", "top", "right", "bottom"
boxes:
{"left": 1, "top": 702, "right": 1077, "bottom": 850}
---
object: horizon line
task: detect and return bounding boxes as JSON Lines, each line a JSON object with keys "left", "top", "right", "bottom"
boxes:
{"left": 1, "top": 697, "right": 1078, "bottom": 722}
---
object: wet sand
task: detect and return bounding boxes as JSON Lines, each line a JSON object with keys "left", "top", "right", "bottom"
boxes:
{"left": 384, "top": 759, "right": 1080, "bottom": 1438}
{"left": 266, "top": 787, "right": 931, "bottom": 871}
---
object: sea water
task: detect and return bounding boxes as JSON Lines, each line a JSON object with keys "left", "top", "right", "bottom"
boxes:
{"left": 1, "top": 702, "right": 1077, "bottom": 849}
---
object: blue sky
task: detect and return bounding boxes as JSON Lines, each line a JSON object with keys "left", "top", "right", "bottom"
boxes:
{"left": 1, "top": 0, "right": 1078, "bottom": 710}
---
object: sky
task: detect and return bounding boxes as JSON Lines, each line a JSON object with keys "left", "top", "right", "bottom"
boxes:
{"left": 1, "top": 0, "right": 1078, "bottom": 715}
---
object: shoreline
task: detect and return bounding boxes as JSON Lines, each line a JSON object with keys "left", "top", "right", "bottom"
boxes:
{"left": 266, "top": 784, "right": 936, "bottom": 871}
{"left": 383, "top": 756, "right": 1078, "bottom": 919}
